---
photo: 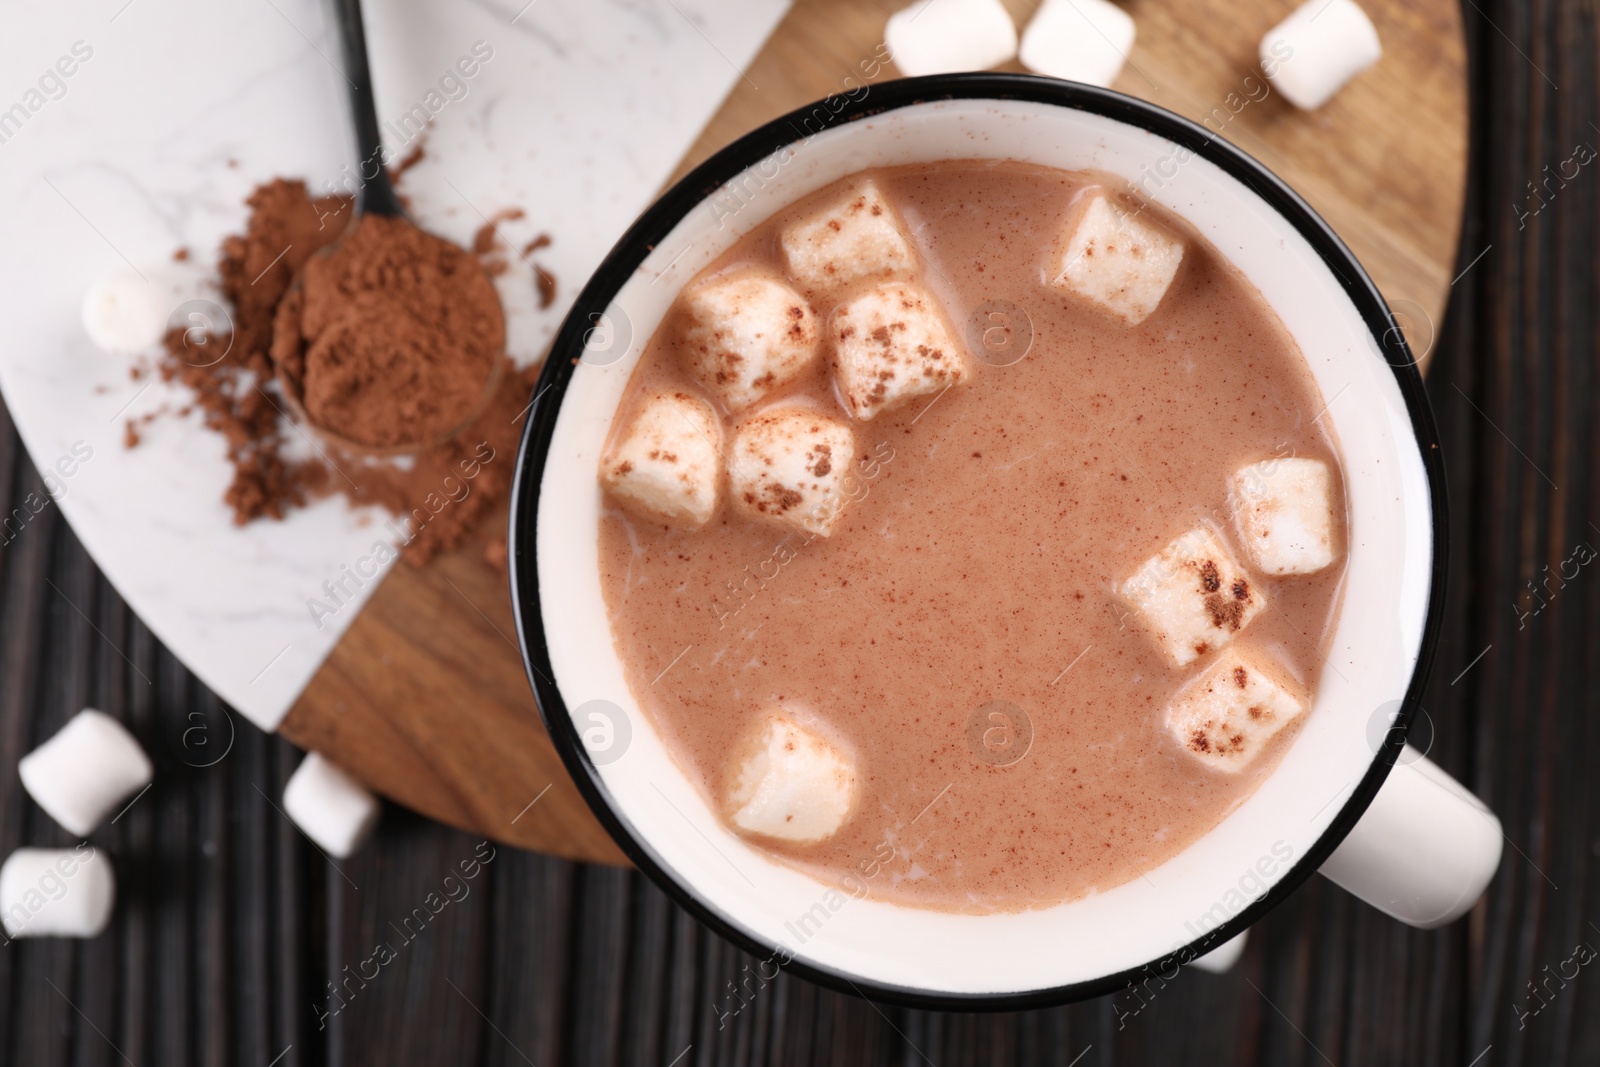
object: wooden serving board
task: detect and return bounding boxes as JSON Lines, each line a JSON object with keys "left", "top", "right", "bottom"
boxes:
{"left": 278, "top": 0, "right": 1466, "bottom": 864}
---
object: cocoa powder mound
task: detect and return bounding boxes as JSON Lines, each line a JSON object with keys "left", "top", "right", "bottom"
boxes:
{"left": 154, "top": 178, "right": 536, "bottom": 565}
{"left": 272, "top": 214, "right": 503, "bottom": 450}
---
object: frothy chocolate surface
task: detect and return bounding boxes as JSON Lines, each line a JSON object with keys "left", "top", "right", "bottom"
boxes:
{"left": 599, "top": 162, "right": 1347, "bottom": 912}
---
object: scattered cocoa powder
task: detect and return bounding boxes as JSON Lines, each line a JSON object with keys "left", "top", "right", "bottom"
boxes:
{"left": 154, "top": 178, "right": 537, "bottom": 565}
{"left": 521, "top": 233, "right": 551, "bottom": 257}
{"left": 471, "top": 207, "right": 525, "bottom": 255}
{"left": 534, "top": 264, "right": 557, "bottom": 309}
{"left": 391, "top": 141, "right": 426, "bottom": 181}
{"left": 173, "top": 247, "right": 189, "bottom": 262}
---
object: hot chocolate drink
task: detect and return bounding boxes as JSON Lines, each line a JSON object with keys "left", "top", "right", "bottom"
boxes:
{"left": 595, "top": 160, "right": 1346, "bottom": 912}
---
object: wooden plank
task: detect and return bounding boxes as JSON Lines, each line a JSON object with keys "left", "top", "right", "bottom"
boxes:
{"left": 282, "top": 0, "right": 1467, "bottom": 862}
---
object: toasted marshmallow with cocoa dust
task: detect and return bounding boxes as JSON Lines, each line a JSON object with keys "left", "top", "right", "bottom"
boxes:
{"left": 1231, "top": 457, "right": 1337, "bottom": 576}
{"left": 1051, "top": 191, "right": 1185, "bottom": 325}
{"left": 831, "top": 281, "right": 970, "bottom": 421}
{"left": 779, "top": 178, "right": 915, "bottom": 297}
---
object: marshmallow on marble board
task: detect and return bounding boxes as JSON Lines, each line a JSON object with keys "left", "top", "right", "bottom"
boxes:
{"left": 1262, "top": 0, "right": 1382, "bottom": 111}
{"left": 1166, "top": 650, "right": 1306, "bottom": 772}
{"left": 600, "top": 390, "right": 723, "bottom": 529}
{"left": 831, "top": 281, "right": 971, "bottom": 421}
{"left": 283, "top": 752, "right": 381, "bottom": 859}
{"left": 1120, "top": 527, "right": 1266, "bottom": 667}
{"left": 1019, "top": 0, "right": 1136, "bottom": 88}
{"left": 779, "top": 179, "right": 915, "bottom": 298}
{"left": 1231, "top": 457, "right": 1337, "bottom": 576}
{"left": 81, "top": 271, "right": 168, "bottom": 354}
{"left": 18, "top": 710, "right": 153, "bottom": 837}
{"left": 1051, "top": 191, "right": 1185, "bottom": 325}
{"left": 884, "top": 0, "right": 1018, "bottom": 77}
{"left": 730, "top": 407, "right": 856, "bottom": 538}
{"left": 0, "top": 846, "right": 115, "bottom": 939}
{"left": 725, "top": 710, "right": 858, "bottom": 845}
{"left": 679, "top": 271, "right": 821, "bottom": 412}
{"left": 1188, "top": 929, "right": 1249, "bottom": 973}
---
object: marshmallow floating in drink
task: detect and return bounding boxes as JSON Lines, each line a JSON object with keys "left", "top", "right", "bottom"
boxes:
{"left": 0, "top": 846, "right": 114, "bottom": 939}
{"left": 19, "top": 709, "right": 153, "bottom": 837}
{"left": 679, "top": 271, "right": 821, "bottom": 412}
{"left": 883, "top": 0, "right": 1018, "bottom": 77}
{"left": 1052, "top": 191, "right": 1185, "bottom": 325}
{"left": 282, "top": 752, "right": 381, "bottom": 859}
{"left": 730, "top": 407, "right": 856, "bottom": 538}
{"left": 1231, "top": 457, "right": 1337, "bottom": 575}
{"left": 81, "top": 271, "right": 167, "bottom": 354}
{"left": 832, "top": 281, "right": 971, "bottom": 421}
{"left": 1019, "top": 0, "right": 1136, "bottom": 88}
{"left": 779, "top": 178, "right": 915, "bottom": 297}
{"left": 1165, "top": 651, "right": 1307, "bottom": 771}
{"left": 1121, "top": 527, "right": 1266, "bottom": 667}
{"left": 725, "top": 711, "right": 857, "bottom": 844}
{"left": 600, "top": 390, "right": 724, "bottom": 529}
{"left": 1262, "top": 0, "right": 1382, "bottom": 111}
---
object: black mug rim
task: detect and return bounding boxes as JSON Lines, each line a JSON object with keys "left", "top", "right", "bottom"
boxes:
{"left": 507, "top": 72, "right": 1449, "bottom": 1011}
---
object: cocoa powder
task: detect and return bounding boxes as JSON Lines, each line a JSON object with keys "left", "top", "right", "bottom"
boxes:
{"left": 153, "top": 178, "right": 537, "bottom": 565}
{"left": 271, "top": 214, "right": 503, "bottom": 450}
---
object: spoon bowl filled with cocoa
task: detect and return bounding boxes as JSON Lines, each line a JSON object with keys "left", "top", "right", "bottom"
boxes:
{"left": 509, "top": 75, "right": 1501, "bottom": 1008}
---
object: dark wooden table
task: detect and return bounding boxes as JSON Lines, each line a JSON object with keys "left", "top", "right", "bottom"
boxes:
{"left": 1, "top": 2, "right": 1593, "bottom": 1062}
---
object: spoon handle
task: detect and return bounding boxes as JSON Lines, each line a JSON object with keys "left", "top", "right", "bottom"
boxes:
{"left": 332, "top": 0, "right": 404, "bottom": 218}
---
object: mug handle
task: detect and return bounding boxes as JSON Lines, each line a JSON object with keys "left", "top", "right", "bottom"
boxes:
{"left": 1318, "top": 746, "right": 1502, "bottom": 928}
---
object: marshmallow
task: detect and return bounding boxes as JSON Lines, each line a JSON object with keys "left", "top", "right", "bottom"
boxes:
{"left": 1052, "top": 191, "right": 1185, "bottom": 325}
{"left": 1231, "top": 457, "right": 1337, "bottom": 576}
{"left": 282, "top": 752, "right": 381, "bottom": 859}
{"left": 679, "top": 271, "right": 821, "bottom": 412}
{"left": 832, "top": 281, "right": 971, "bottom": 420}
{"left": 729, "top": 407, "right": 856, "bottom": 538}
{"left": 1165, "top": 651, "right": 1306, "bottom": 771}
{"left": 779, "top": 179, "right": 915, "bottom": 297}
{"left": 884, "top": 0, "right": 1018, "bottom": 77}
{"left": 725, "top": 711, "right": 857, "bottom": 844}
{"left": 0, "top": 847, "right": 114, "bottom": 939}
{"left": 81, "top": 271, "right": 167, "bottom": 353}
{"left": 1019, "top": 0, "right": 1136, "bottom": 87}
{"left": 19, "top": 709, "right": 153, "bottom": 836}
{"left": 1262, "top": 0, "right": 1382, "bottom": 111}
{"left": 1188, "top": 929, "right": 1249, "bottom": 973}
{"left": 600, "top": 390, "right": 724, "bottom": 529}
{"left": 1121, "top": 527, "right": 1266, "bottom": 667}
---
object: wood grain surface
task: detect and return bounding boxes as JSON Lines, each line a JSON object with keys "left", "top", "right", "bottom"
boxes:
{"left": 281, "top": 0, "right": 1468, "bottom": 863}
{"left": 2, "top": 2, "right": 1597, "bottom": 1061}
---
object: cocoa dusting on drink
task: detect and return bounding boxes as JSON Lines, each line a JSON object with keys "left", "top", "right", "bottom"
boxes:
{"left": 150, "top": 178, "right": 537, "bottom": 564}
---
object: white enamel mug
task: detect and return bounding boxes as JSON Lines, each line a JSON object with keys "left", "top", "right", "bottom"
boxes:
{"left": 509, "top": 75, "right": 1501, "bottom": 1008}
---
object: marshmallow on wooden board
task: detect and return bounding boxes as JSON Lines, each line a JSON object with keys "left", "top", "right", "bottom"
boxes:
{"left": 884, "top": 0, "right": 1018, "bottom": 77}
{"left": 729, "top": 407, "right": 856, "bottom": 538}
{"left": 1187, "top": 929, "right": 1249, "bottom": 973}
{"left": 725, "top": 711, "right": 858, "bottom": 844}
{"left": 1231, "top": 457, "right": 1337, "bottom": 575}
{"left": 81, "top": 271, "right": 167, "bottom": 354}
{"left": 1165, "top": 651, "right": 1307, "bottom": 772}
{"left": 1120, "top": 527, "right": 1266, "bottom": 667}
{"left": 1261, "top": 0, "right": 1382, "bottom": 111}
{"left": 831, "top": 281, "right": 971, "bottom": 421}
{"left": 282, "top": 752, "right": 381, "bottom": 859}
{"left": 0, "top": 846, "right": 114, "bottom": 939}
{"left": 600, "top": 390, "right": 723, "bottom": 529}
{"left": 18, "top": 709, "right": 153, "bottom": 836}
{"left": 1019, "top": 0, "right": 1136, "bottom": 88}
{"left": 779, "top": 179, "right": 915, "bottom": 297}
{"left": 1051, "top": 192, "right": 1185, "bottom": 325}
{"left": 679, "top": 271, "right": 821, "bottom": 412}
